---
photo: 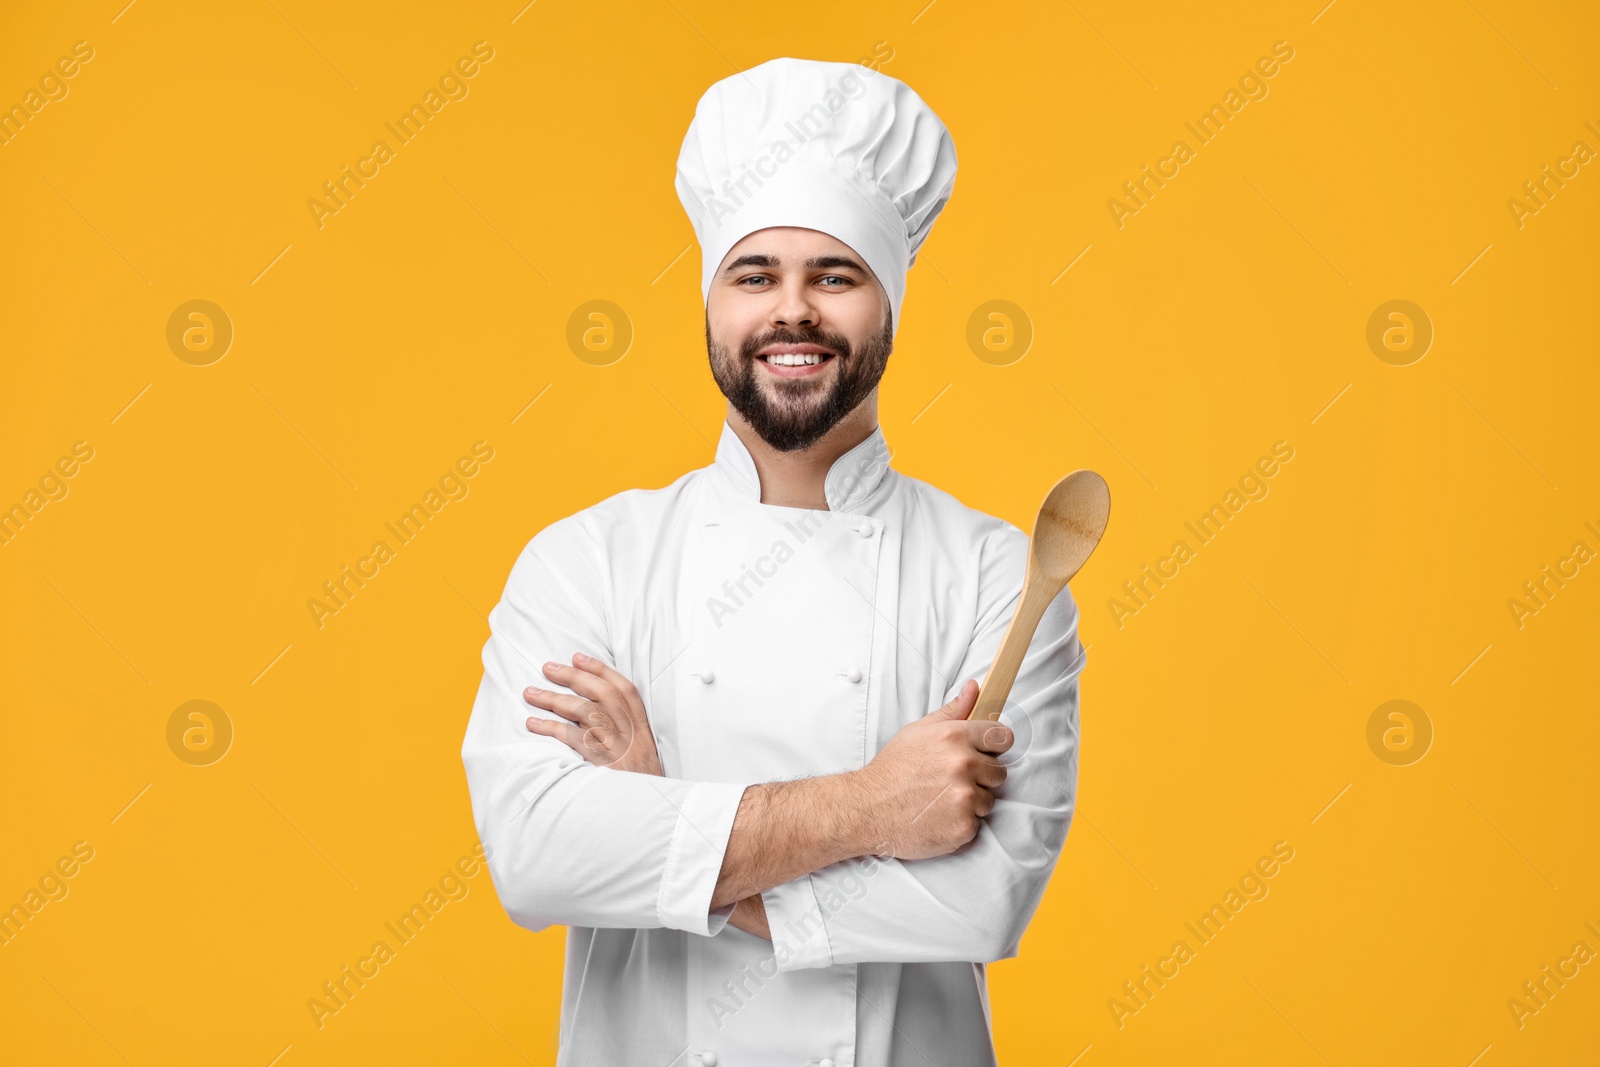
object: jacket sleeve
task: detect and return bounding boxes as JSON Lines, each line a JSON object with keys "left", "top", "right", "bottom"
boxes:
{"left": 759, "top": 524, "right": 1083, "bottom": 969}
{"left": 461, "top": 515, "right": 750, "bottom": 937}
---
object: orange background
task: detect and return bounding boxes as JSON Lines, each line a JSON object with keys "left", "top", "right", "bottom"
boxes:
{"left": 2, "top": 1, "right": 1596, "bottom": 1064}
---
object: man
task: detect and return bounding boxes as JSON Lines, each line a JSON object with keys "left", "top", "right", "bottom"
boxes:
{"left": 461, "top": 57, "right": 1084, "bottom": 1066}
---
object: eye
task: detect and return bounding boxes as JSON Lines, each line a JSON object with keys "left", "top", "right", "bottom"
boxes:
{"left": 737, "top": 274, "right": 772, "bottom": 288}
{"left": 817, "top": 275, "right": 853, "bottom": 288}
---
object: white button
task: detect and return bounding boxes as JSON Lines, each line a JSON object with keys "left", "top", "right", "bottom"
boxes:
{"left": 696, "top": 1054, "right": 717, "bottom": 1066}
{"left": 694, "top": 669, "right": 714, "bottom": 684}
{"left": 855, "top": 522, "right": 873, "bottom": 537}
{"left": 846, "top": 668, "right": 863, "bottom": 684}
{"left": 820, "top": 1059, "right": 835, "bottom": 1067}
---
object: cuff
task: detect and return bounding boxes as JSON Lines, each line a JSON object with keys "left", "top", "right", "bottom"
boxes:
{"left": 707, "top": 900, "right": 738, "bottom": 936}
{"left": 762, "top": 874, "right": 833, "bottom": 970}
{"left": 657, "top": 781, "right": 749, "bottom": 936}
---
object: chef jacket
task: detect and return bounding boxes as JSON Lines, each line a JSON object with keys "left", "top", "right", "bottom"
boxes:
{"left": 461, "top": 418, "right": 1085, "bottom": 1067}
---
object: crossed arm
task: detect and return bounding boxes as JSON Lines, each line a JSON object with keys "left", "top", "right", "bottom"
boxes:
{"left": 461, "top": 519, "right": 1084, "bottom": 968}
{"left": 523, "top": 652, "right": 995, "bottom": 942}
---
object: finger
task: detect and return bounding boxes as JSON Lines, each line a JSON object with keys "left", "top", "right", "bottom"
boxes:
{"left": 925, "top": 680, "right": 979, "bottom": 721}
{"left": 967, "top": 720, "right": 1014, "bottom": 755}
{"left": 540, "top": 660, "right": 617, "bottom": 705}
{"left": 525, "top": 714, "right": 588, "bottom": 752}
{"left": 571, "top": 653, "right": 648, "bottom": 718}
{"left": 973, "top": 757, "right": 1008, "bottom": 790}
{"left": 524, "top": 685, "right": 593, "bottom": 723}
{"left": 974, "top": 788, "right": 996, "bottom": 819}
{"left": 577, "top": 725, "right": 614, "bottom": 761}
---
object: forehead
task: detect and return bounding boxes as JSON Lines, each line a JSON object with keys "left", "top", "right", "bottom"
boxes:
{"left": 717, "top": 226, "right": 867, "bottom": 270}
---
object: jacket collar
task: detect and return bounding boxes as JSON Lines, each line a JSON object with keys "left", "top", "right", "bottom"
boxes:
{"left": 710, "top": 419, "right": 894, "bottom": 513}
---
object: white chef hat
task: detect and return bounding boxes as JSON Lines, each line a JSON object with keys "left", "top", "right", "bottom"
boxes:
{"left": 674, "top": 57, "right": 957, "bottom": 333}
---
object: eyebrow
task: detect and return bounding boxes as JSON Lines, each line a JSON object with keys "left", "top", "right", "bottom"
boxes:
{"left": 721, "top": 253, "right": 868, "bottom": 275}
{"left": 806, "top": 255, "right": 867, "bottom": 273}
{"left": 722, "top": 254, "right": 776, "bottom": 273}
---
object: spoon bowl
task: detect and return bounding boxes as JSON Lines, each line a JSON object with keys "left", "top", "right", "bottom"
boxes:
{"left": 1034, "top": 470, "right": 1111, "bottom": 582}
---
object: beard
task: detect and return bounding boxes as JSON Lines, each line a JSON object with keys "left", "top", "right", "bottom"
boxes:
{"left": 706, "top": 314, "right": 894, "bottom": 453}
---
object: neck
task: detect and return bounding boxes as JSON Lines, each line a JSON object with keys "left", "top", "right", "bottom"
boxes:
{"left": 727, "top": 394, "right": 879, "bottom": 509}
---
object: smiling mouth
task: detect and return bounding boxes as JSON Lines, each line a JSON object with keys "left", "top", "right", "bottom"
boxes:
{"left": 756, "top": 346, "right": 837, "bottom": 377}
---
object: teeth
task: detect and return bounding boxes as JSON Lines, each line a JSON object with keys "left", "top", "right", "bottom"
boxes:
{"left": 765, "top": 352, "right": 824, "bottom": 366}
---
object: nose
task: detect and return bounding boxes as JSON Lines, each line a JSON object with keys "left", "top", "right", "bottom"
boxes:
{"left": 770, "top": 280, "right": 819, "bottom": 330}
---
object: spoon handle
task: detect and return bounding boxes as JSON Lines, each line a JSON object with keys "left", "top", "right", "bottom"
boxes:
{"left": 969, "top": 561, "right": 1064, "bottom": 721}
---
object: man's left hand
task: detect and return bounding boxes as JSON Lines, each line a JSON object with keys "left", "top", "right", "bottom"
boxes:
{"left": 524, "top": 653, "right": 663, "bottom": 776}
{"left": 524, "top": 654, "right": 771, "bottom": 939}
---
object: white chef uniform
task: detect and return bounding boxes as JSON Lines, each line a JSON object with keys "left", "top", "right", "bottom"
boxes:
{"left": 460, "top": 421, "right": 1084, "bottom": 1066}
{"left": 460, "top": 56, "right": 1084, "bottom": 1066}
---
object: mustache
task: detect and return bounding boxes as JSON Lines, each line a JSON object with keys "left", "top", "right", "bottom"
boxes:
{"left": 738, "top": 327, "right": 853, "bottom": 361}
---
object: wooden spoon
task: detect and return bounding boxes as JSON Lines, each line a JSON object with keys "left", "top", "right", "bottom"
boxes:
{"left": 968, "top": 470, "right": 1111, "bottom": 721}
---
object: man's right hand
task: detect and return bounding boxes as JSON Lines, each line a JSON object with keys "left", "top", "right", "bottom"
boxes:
{"left": 851, "top": 680, "right": 1013, "bottom": 861}
{"left": 711, "top": 681, "right": 1014, "bottom": 910}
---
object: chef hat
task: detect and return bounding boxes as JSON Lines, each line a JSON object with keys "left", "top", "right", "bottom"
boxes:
{"left": 675, "top": 57, "right": 958, "bottom": 333}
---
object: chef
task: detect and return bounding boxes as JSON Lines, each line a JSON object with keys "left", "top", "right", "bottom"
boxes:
{"left": 460, "top": 57, "right": 1085, "bottom": 1066}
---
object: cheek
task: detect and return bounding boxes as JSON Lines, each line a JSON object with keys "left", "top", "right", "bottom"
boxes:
{"left": 834, "top": 290, "right": 889, "bottom": 344}
{"left": 708, "top": 304, "right": 763, "bottom": 354}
